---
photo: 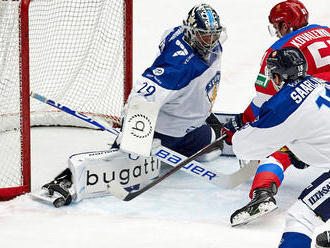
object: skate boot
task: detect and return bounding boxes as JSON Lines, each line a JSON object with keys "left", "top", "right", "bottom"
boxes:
{"left": 316, "top": 231, "right": 330, "bottom": 248}
{"left": 230, "top": 183, "right": 278, "bottom": 226}
{"left": 32, "top": 168, "right": 74, "bottom": 208}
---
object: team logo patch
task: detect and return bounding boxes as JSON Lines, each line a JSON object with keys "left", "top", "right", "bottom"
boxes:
{"left": 153, "top": 67, "right": 164, "bottom": 76}
{"left": 205, "top": 72, "right": 221, "bottom": 102}
{"left": 255, "top": 73, "right": 269, "bottom": 88}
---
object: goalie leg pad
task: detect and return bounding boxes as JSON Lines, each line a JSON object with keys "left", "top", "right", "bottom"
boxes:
{"left": 69, "top": 149, "right": 161, "bottom": 202}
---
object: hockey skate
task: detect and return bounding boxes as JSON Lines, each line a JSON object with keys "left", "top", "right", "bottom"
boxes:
{"left": 230, "top": 185, "right": 278, "bottom": 227}
{"left": 316, "top": 231, "right": 330, "bottom": 248}
{"left": 31, "top": 168, "right": 74, "bottom": 208}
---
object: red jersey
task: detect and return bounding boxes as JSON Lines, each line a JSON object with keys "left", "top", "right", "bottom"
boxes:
{"left": 243, "top": 24, "right": 330, "bottom": 123}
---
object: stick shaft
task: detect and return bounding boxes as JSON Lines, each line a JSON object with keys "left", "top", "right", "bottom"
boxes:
{"left": 30, "top": 91, "right": 120, "bottom": 137}
{"left": 122, "top": 134, "right": 227, "bottom": 201}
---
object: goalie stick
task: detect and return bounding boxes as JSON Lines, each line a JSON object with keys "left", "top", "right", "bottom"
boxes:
{"left": 107, "top": 134, "right": 227, "bottom": 201}
{"left": 154, "top": 145, "right": 258, "bottom": 189}
{"left": 30, "top": 92, "right": 258, "bottom": 190}
{"left": 30, "top": 92, "right": 120, "bottom": 136}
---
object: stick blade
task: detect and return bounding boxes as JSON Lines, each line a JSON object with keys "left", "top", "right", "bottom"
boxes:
{"left": 226, "top": 160, "right": 259, "bottom": 188}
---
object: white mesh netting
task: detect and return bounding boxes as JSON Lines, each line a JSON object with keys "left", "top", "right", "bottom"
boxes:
{"left": 0, "top": 0, "right": 129, "bottom": 189}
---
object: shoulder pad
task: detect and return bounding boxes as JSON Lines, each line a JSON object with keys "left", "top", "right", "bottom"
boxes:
{"left": 143, "top": 28, "right": 209, "bottom": 90}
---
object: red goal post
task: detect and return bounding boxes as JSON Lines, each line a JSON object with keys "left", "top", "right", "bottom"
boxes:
{"left": 0, "top": 0, "right": 133, "bottom": 200}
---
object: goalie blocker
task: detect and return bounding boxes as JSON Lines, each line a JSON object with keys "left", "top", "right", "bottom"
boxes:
{"left": 31, "top": 149, "right": 161, "bottom": 207}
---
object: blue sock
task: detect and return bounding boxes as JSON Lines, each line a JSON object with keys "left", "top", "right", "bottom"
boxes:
{"left": 278, "top": 232, "right": 311, "bottom": 248}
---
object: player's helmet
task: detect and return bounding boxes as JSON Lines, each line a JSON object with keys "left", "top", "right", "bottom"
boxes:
{"left": 266, "top": 47, "right": 307, "bottom": 90}
{"left": 269, "top": 0, "right": 309, "bottom": 32}
{"left": 183, "top": 4, "right": 223, "bottom": 60}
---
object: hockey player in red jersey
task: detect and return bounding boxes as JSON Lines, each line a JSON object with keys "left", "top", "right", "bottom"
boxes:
{"left": 222, "top": 0, "right": 330, "bottom": 226}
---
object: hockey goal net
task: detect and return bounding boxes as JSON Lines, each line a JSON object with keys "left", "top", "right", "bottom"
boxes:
{"left": 0, "top": 0, "right": 132, "bottom": 200}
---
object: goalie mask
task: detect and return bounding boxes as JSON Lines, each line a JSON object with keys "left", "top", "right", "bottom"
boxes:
{"left": 183, "top": 4, "right": 225, "bottom": 60}
{"left": 266, "top": 47, "right": 307, "bottom": 91}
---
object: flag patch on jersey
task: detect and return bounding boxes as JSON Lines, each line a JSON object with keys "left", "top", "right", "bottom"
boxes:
{"left": 255, "top": 73, "right": 269, "bottom": 88}
{"left": 205, "top": 72, "right": 221, "bottom": 103}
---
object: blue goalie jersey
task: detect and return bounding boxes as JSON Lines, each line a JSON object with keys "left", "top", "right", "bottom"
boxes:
{"left": 128, "top": 26, "right": 223, "bottom": 137}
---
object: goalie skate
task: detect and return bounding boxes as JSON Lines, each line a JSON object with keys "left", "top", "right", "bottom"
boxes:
{"left": 230, "top": 187, "right": 278, "bottom": 227}
{"left": 31, "top": 168, "right": 73, "bottom": 208}
{"left": 31, "top": 188, "right": 70, "bottom": 208}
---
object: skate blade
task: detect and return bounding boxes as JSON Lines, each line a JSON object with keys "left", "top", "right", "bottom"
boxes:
{"left": 231, "top": 203, "right": 278, "bottom": 227}
{"left": 30, "top": 190, "right": 60, "bottom": 206}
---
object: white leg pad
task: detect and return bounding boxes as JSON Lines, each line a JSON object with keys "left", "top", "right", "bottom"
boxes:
{"left": 68, "top": 149, "right": 160, "bottom": 202}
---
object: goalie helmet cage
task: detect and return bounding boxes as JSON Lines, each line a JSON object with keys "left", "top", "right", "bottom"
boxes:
{"left": 0, "top": 0, "right": 133, "bottom": 200}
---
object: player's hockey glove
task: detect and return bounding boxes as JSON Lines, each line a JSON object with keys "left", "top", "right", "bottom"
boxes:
{"left": 206, "top": 113, "right": 224, "bottom": 150}
{"left": 272, "top": 147, "right": 310, "bottom": 170}
{"left": 221, "top": 113, "right": 244, "bottom": 145}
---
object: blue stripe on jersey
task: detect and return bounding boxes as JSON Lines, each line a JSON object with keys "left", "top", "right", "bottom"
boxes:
{"left": 250, "top": 101, "right": 260, "bottom": 118}
{"left": 250, "top": 76, "right": 324, "bottom": 128}
{"left": 270, "top": 24, "right": 326, "bottom": 50}
{"left": 142, "top": 26, "right": 215, "bottom": 90}
{"left": 256, "top": 163, "right": 284, "bottom": 183}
